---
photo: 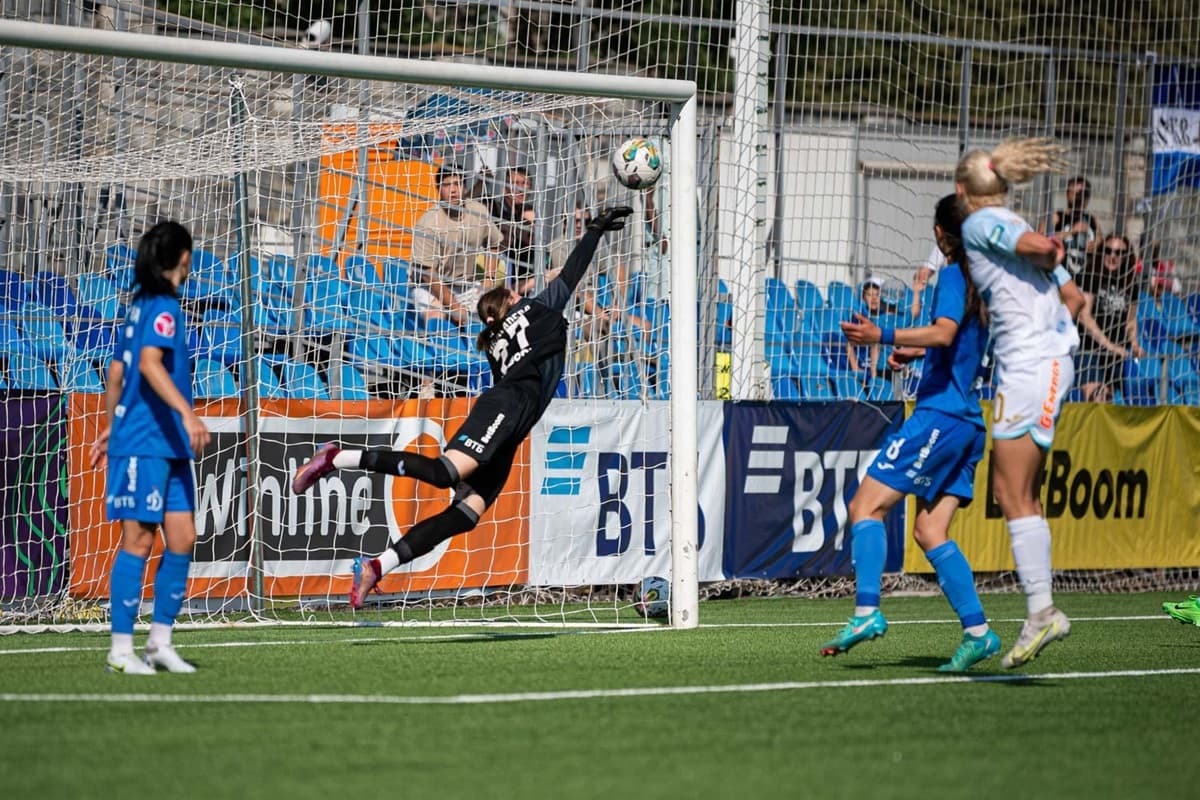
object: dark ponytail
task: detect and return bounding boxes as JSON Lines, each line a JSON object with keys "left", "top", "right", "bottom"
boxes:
{"left": 475, "top": 286, "right": 513, "bottom": 352}
{"left": 933, "top": 194, "right": 979, "bottom": 320}
{"left": 133, "top": 220, "right": 193, "bottom": 298}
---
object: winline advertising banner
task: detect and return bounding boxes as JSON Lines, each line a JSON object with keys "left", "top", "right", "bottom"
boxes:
{"left": 905, "top": 403, "right": 1200, "bottom": 573}
{"left": 68, "top": 395, "right": 528, "bottom": 599}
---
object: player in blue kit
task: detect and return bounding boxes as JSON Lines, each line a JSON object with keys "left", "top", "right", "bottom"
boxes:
{"left": 90, "top": 221, "right": 211, "bottom": 675}
{"left": 820, "top": 194, "right": 1000, "bottom": 672}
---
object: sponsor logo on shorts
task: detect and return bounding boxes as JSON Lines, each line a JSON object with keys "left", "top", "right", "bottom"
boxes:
{"left": 126, "top": 457, "right": 138, "bottom": 492}
{"left": 481, "top": 413, "right": 506, "bottom": 445}
{"left": 458, "top": 434, "right": 484, "bottom": 455}
{"left": 1040, "top": 359, "right": 1061, "bottom": 429}
{"left": 146, "top": 489, "right": 163, "bottom": 512}
{"left": 153, "top": 311, "right": 176, "bottom": 337}
{"left": 905, "top": 428, "right": 940, "bottom": 479}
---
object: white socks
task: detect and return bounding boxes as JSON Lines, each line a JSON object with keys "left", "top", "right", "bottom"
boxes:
{"left": 854, "top": 606, "right": 878, "bottom": 618}
{"left": 1008, "top": 515, "right": 1054, "bottom": 617}
{"left": 965, "top": 623, "right": 990, "bottom": 638}
{"left": 110, "top": 632, "right": 134, "bottom": 657}
{"left": 377, "top": 549, "right": 401, "bottom": 576}
{"left": 332, "top": 450, "right": 363, "bottom": 470}
{"left": 147, "top": 622, "right": 172, "bottom": 651}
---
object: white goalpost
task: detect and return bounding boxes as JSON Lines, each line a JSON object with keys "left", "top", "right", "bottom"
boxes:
{"left": 0, "top": 18, "right": 699, "bottom": 630}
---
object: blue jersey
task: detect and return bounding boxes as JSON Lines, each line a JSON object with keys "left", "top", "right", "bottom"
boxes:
{"left": 108, "top": 294, "right": 194, "bottom": 459}
{"left": 913, "top": 262, "right": 986, "bottom": 428}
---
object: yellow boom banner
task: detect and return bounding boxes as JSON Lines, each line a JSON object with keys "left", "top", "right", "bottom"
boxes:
{"left": 904, "top": 403, "right": 1200, "bottom": 572}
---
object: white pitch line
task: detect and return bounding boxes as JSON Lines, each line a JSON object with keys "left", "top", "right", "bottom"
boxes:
{"left": 0, "top": 627, "right": 660, "bottom": 656}
{"left": 3, "top": 667, "right": 1200, "bottom": 706}
{"left": 0, "top": 615, "right": 1171, "bottom": 656}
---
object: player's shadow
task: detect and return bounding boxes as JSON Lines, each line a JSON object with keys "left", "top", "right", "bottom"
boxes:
{"left": 349, "top": 631, "right": 562, "bottom": 647}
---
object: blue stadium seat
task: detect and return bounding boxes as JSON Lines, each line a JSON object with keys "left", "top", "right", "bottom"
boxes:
{"left": 866, "top": 376, "right": 894, "bottom": 402}
{"left": 62, "top": 358, "right": 105, "bottom": 393}
{"left": 834, "top": 372, "right": 865, "bottom": 400}
{"left": 0, "top": 268, "right": 34, "bottom": 312}
{"left": 716, "top": 279, "right": 733, "bottom": 349}
{"left": 305, "top": 254, "right": 339, "bottom": 279}
{"left": 264, "top": 254, "right": 297, "bottom": 284}
{"left": 198, "top": 311, "right": 243, "bottom": 367}
{"left": 794, "top": 280, "right": 824, "bottom": 312}
{"left": 1121, "top": 357, "right": 1161, "bottom": 406}
{"left": 1187, "top": 292, "right": 1200, "bottom": 325}
{"left": 1171, "top": 370, "right": 1200, "bottom": 406}
{"left": 0, "top": 320, "right": 29, "bottom": 356}
{"left": 20, "top": 303, "right": 76, "bottom": 362}
{"left": 7, "top": 353, "right": 58, "bottom": 389}
{"left": 33, "top": 271, "right": 80, "bottom": 317}
{"left": 72, "top": 319, "right": 117, "bottom": 361}
{"left": 194, "top": 358, "right": 238, "bottom": 399}
{"left": 336, "top": 363, "right": 371, "bottom": 400}
{"left": 345, "top": 254, "right": 380, "bottom": 286}
{"left": 184, "top": 248, "right": 233, "bottom": 306}
{"left": 77, "top": 273, "right": 125, "bottom": 321}
{"left": 279, "top": 358, "right": 330, "bottom": 399}
{"left": 826, "top": 281, "right": 856, "bottom": 312}
{"left": 304, "top": 273, "right": 355, "bottom": 333}
{"left": 255, "top": 361, "right": 287, "bottom": 399}
{"left": 105, "top": 244, "right": 138, "bottom": 290}
{"left": 383, "top": 259, "right": 409, "bottom": 288}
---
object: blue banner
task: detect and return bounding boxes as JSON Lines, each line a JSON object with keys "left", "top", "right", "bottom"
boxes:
{"left": 1152, "top": 64, "right": 1200, "bottom": 196}
{"left": 722, "top": 402, "right": 905, "bottom": 578}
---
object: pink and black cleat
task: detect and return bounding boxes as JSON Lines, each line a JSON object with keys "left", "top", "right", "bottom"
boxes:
{"left": 291, "top": 442, "right": 341, "bottom": 494}
{"left": 349, "top": 557, "right": 381, "bottom": 610}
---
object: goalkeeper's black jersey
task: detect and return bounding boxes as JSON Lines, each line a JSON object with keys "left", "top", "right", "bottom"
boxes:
{"left": 482, "top": 227, "right": 602, "bottom": 418}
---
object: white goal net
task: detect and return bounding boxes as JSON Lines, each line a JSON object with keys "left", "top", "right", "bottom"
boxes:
{"left": 0, "top": 15, "right": 700, "bottom": 628}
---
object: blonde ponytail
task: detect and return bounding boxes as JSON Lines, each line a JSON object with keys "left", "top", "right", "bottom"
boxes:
{"left": 956, "top": 137, "right": 1069, "bottom": 212}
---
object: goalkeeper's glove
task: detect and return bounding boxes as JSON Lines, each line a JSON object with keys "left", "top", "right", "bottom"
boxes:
{"left": 588, "top": 205, "right": 634, "bottom": 233}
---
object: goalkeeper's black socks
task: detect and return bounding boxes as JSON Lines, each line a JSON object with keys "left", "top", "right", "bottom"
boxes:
{"left": 387, "top": 504, "right": 481, "bottom": 566}
{"left": 359, "top": 450, "right": 460, "bottom": 488}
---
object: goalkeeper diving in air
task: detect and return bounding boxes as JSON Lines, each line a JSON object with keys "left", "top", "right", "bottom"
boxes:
{"left": 292, "top": 205, "right": 633, "bottom": 608}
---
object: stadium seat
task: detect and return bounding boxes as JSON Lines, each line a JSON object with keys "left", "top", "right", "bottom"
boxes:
{"left": 335, "top": 363, "right": 371, "bottom": 400}
{"left": 383, "top": 259, "right": 410, "bottom": 288}
{"left": 826, "top": 281, "right": 856, "bottom": 312}
{"left": 33, "top": 271, "right": 80, "bottom": 317}
{"left": 716, "top": 280, "right": 733, "bottom": 349}
{"left": 198, "top": 311, "right": 243, "bottom": 367}
{"left": 1121, "top": 357, "right": 1161, "bottom": 406}
{"left": 6, "top": 353, "right": 58, "bottom": 390}
{"left": 0, "top": 320, "right": 29, "bottom": 355}
{"left": 105, "top": 244, "right": 138, "bottom": 290}
{"left": 255, "top": 361, "right": 287, "bottom": 399}
{"left": 834, "top": 372, "right": 865, "bottom": 400}
{"left": 264, "top": 254, "right": 297, "bottom": 284}
{"left": 304, "top": 273, "right": 356, "bottom": 333}
{"left": 866, "top": 376, "right": 895, "bottom": 402}
{"left": 184, "top": 248, "right": 233, "bottom": 307}
{"left": 19, "top": 303, "right": 76, "bottom": 362}
{"left": 279, "top": 358, "right": 330, "bottom": 399}
{"left": 344, "top": 254, "right": 381, "bottom": 286}
{"left": 0, "top": 268, "right": 34, "bottom": 312}
{"left": 194, "top": 358, "right": 238, "bottom": 399}
{"left": 62, "top": 358, "right": 105, "bottom": 393}
{"left": 77, "top": 273, "right": 125, "bottom": 321}
{"left": 1171, "top": 371, "right": 1200, "bottom": 406}
{"left": 794, "top": 280, "right": 824, "bottom": 312}
{"left": 72, "top": 319, "right": 117, "bottom": 361}
{"left": 305, "top": 254, "right": 339, "bottom": 279}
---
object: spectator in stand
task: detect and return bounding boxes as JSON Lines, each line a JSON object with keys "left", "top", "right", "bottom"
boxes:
{"left": 1075, "top": 234, "right": 1145, "bottom": 402}
{"left": 490, "top": 166, "right": 539, "bottom": 293}
{"left": 911, "top": 245, "right": 945, "bottom": 321}
{"left": 410, "top": 166, "right": 503, "bottom": 326}
{"left": 847, "top": 277, "right": 884, "bottom": 379}
{"left": 1041, "top": 175, "right": 1102, "bottom": 277}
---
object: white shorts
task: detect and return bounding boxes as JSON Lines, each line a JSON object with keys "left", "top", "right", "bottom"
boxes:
{"left": 991, "top": 356, "right": 1075, "bottom": 448}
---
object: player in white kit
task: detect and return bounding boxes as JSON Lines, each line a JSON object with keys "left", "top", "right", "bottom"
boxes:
{"left": 956, "top": 138, "right": 1085, "bottom": 668}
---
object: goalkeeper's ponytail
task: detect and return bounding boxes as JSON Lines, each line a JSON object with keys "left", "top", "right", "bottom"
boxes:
{"left": 475, "top": 286, "right": 512, "bottom": 352}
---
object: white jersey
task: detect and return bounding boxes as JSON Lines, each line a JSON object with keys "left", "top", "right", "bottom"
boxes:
{"left": 961, "top": 206, "right": 1079, "bottom": 367}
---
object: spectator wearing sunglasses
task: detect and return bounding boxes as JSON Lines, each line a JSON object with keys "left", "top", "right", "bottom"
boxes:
{"left": 1076, "top": 234, "right": 1143, "bottom": 402}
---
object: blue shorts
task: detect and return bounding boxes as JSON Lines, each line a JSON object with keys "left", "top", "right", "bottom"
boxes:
{"left": 106, "top": 456, "right": 195, "bottom": 524}
{"left": 866, "top": 409, "right": 986, "bottom": 505}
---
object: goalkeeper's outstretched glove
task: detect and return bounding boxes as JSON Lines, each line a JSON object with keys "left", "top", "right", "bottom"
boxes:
{"left": 588, "top": 205, "right": 634, "bottom": 233}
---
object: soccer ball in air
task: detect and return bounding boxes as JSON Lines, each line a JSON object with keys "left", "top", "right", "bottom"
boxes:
{"left": 634, "top": 576, "right": 670, "bottom": 619}
{"left": 611, "top": 138, "right": 663, "bottom": 190}
{"left": 304, "top": 19, "right": 333, "bottom": 48}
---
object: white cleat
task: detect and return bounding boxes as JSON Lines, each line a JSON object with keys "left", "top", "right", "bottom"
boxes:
{"left": 1001, "top": 607, "right": 1071, "bottom": 669}
{"left": 106, "top": 651, "right": 156, "bottom": 675}
{"left": 144, "top": 644, "right": 197, "bottom": 674}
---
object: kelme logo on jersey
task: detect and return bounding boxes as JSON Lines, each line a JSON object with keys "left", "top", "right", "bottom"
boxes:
{"left": 153, "top": 311, "right": 176, "bottom": 337}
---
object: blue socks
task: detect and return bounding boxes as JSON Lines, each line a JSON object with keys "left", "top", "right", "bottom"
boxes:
{"left": 109, "top": 550, "right": 148, "bottom": 636}
{"left": 152, "top": 551, "right": 192, "bottom": 627}
{"left": 926, "top": 540, "right": 987, "bottom": 629}
{"left": 851, "top": 519, "right": 887, "bottom": 608}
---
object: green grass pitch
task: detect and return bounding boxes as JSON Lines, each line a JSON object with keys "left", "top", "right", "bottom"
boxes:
{"left": 1, "top": 593, "right": 1197, "bottom": 799}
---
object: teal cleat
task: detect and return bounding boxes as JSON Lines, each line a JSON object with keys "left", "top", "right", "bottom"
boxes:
{"left": 938, "top": 629, "right": 1002, "bottom": 672}
{"left": 1162, "top": 596, "right": 1200, "bottom": 627}
{"left": 820, "top": 610, "right": 888, "bottom": 656}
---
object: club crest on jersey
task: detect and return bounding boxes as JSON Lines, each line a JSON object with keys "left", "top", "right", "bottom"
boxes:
{"left": 988, "top": 225, "right": 1005, "bottom": 245}
{"left": 153, "top": 311, "right": 176, "bottom": 337}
